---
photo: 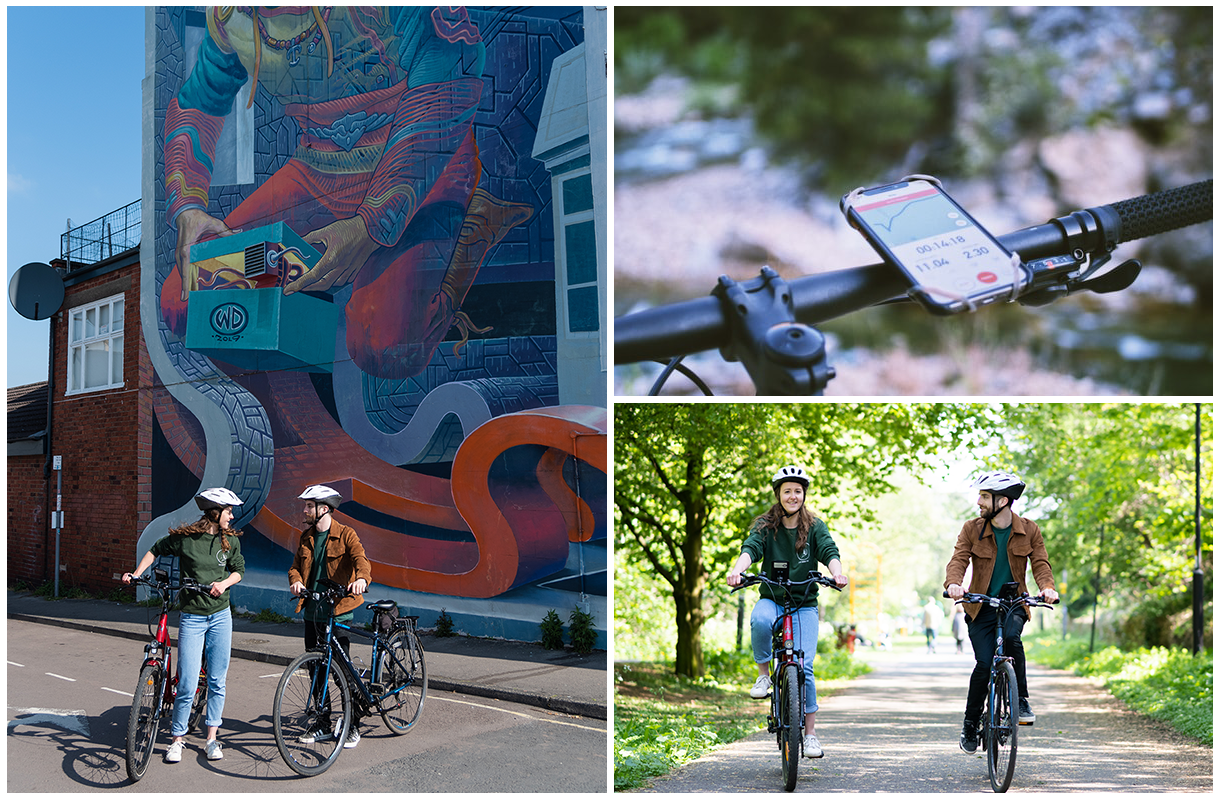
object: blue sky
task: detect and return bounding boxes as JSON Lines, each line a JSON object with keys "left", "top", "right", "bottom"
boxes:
{"left": 7, "top": 6, "right": 145, "bottom": 387}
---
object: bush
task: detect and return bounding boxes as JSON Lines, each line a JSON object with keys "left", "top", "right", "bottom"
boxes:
{"left": 540, "top": 609, "right": 565, "bottom": 650}
{"left": 434, "top": 609, "right": 456, "bottom": 638}
{"left": 569, "top": 606, "right": 598, "bottom": 654}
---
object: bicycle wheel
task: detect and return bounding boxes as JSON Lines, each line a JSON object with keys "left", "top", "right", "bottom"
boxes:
{"left": 125, "top": 663, "right": 163, "bottom": 782}
{"left": 273, "top": 651, "right": 352, "bottom": 777}
{"left": 379, "top": 629, "right": 427, "bottom": 734}
{"left": 186, "top": 669, "right": 206, "bottom": 733}
{"left": 987, "top": 660, "right": 1019, "bottom": 793}
{"left": 779, "top": 663, "right": 802, "bottom": 792}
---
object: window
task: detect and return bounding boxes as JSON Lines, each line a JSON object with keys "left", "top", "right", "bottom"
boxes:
{"left": 558, "top": 171, "right": 599, "bottom": 336}
{"left": 67, "top": 293, "right": 125, "bottom": 394}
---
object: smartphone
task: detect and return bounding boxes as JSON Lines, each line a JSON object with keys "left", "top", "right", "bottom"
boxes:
{"left": 841, "top": 177, "right": 1023, "bottom": 313}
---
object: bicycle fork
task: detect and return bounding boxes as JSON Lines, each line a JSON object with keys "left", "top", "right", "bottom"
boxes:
{"left": 767, "top": 615, "right": 805, "bottom": 735}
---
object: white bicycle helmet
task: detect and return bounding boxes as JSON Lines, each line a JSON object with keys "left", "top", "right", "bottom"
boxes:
{"left": 195, "top": 487, "right": 243, "bottom": 511}
{"left": 771, "top": 465, "right": 810, "bottom": 492}
{"left": 299, "top": 484, "right": 343, "bottom": 512}
{"left": 971, "top": 471, "right": 1025, "bottom": 501}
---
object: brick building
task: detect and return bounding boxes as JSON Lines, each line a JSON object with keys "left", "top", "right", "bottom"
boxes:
{"left": 8, "top": 247, "right": 148, "bottom": 591}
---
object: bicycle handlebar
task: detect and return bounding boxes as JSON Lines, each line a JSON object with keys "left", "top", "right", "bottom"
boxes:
{"left": 943, "top": 589, "right": 1059, "bottom": 608}
{"left": 615, "top": 180, "right": 1212, "bottom": 365}
{"left": 732, "top": 571, "right": 844, "bottom": 593}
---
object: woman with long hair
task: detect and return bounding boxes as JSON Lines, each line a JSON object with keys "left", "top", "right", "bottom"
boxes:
{"left": 124, "top": 487, "right": 246, "bottom": 763}
{"left": 727, "top": 466, "right": 848, "bottom": 759}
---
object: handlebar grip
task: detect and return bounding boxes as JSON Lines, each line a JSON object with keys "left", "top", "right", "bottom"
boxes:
{"left": 1103, "top": 179, "right": 1212, "bottom": 244}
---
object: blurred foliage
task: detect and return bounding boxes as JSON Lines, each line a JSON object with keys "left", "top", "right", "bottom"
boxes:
{"left": 616, "top": 7, "right": 1212, "bottom": 188}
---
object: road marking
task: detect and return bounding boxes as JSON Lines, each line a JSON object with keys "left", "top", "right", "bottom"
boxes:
{"left": 102, "top": 687, "right": 133, "bottom": 697}
{"left": 8, "top": 661, "right": 24, "bottom": 667}
{"left": 45, "top": 673, "right": 76, "bottom": 682}
{"left": 260, "top": 674, "right": 282, "bottom": 679}
{"left": 7, "top": 708, "right": 91, "bottom": 737}
{"left": 430, "top": 695, "right": 603, "bottom": 732}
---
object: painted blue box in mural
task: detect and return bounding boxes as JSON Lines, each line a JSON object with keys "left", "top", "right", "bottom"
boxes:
{"left": 146, "top": 7, "right": 606, "bottom": 645}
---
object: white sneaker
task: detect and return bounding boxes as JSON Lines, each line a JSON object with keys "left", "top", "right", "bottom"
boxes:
{"left": 205, "top": 739, "right": 223, "bottom": 760}
{"left": 803, "top": 733, "right": 823, "bottom": 758}
{"left": 164, "top": 740, "right": 184, "bottom": 763}
{"left": 749, "top": 675, "right": 772, "bottom": 699}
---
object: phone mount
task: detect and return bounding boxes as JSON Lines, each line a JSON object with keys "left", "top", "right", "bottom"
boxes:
{"left": 712, "top": 267, "right": 836, "bottom": 395}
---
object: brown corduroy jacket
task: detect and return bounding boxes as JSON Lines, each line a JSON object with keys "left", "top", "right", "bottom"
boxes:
{"left": 288, "top": 522, "right": 373, "bottom": 617}
{"left": 944, "top": 513, "right": 1055, "bottom": 620}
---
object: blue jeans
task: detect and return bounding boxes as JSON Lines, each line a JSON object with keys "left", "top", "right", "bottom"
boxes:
{"left": 750, "top": 599, "right": 820, "bottom": 714}
{"left": 173, "top": 608, "right": 233, "bottom": 736}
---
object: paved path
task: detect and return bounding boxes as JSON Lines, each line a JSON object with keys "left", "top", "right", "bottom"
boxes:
{"left": 635, "top": 648, "right": 1212, "bottom": 793}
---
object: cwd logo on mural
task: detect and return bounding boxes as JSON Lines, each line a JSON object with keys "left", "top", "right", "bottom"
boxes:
{"left": 209, "top": 302, "right": 249, "bottom": 338}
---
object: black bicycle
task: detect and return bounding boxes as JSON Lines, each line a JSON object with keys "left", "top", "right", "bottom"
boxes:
{"left": 615, "top": 180, "right": 1212, "bottom": 395}
{"left": 732, "top": 570, "right": 842, "bottom": 792}
{"left": 272, "top": 578, "right": 427, "bottom": 777}
{"left": 945, "top": 584, "right": 1057, "bottom": 793}
{"left": 124, "top": 568, "right": 209, "bottom": 782}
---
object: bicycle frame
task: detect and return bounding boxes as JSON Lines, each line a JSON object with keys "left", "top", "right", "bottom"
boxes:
{"left": 315, "top": 613, "right": 418, "bottom": 713}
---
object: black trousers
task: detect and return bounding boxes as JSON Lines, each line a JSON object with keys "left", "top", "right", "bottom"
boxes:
{"left": 964, "top": 604, "right": 1029, "bottom": 723}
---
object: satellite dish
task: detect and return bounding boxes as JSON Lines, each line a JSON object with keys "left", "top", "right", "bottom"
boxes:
{"left": 9, "top": 262, "right": 65, "bottom": 321}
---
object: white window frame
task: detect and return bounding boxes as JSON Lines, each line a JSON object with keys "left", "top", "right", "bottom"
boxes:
{"left": 65, "top": 292, "right": 125, "bottom": 396}
{"left": 556, "top": 167, "right": 599, "bottom": 339}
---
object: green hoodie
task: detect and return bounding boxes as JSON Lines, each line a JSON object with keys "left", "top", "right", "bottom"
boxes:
{"left": 741, "top": 517, "right": 839, "bottom": 609}
{"left": 150, "top": 530, "right": 245, "bottom": 616}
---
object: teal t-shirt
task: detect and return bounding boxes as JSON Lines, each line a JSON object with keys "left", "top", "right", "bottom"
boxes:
{"left": 303, "top": 527, "right": 353, "bottom": 624}
{"left": 150, "top": 530, "right": 244, "bottom": 616}
{"left": 740, "top": 517, "right": 839, "bottom": 609}
{"left": 987, "top": 523, "right": 1015, "bottom": 596}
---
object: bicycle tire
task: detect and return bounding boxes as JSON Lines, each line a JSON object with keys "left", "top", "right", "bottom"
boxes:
{"left": 379, "top": 629, "right": 427, "bottom": 734}
{"left": 780, "top": 663, "right": 802, "bottom": 792}
{"left": 273, "top": 651, "right": 352, "bottom": 777}
{"left": 185, "top": 669, "right": 207, "bottom": 733}
{"left": 987, "top": 660, "right": 1019, "bottom": 793}
{"left": 125, "top": 663, "right": 163, "bottom": 782}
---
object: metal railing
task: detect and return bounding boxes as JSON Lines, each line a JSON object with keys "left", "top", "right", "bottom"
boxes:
{"left": 61, "top": 199, "right": 141, "bottom": 267}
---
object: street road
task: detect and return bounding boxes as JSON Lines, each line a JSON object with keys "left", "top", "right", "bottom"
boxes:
{"left": 635, "top": 645, "right": 1212, "bottom": 793}
{"left": 7, "top": 620, "right": 606, "bottom": 792}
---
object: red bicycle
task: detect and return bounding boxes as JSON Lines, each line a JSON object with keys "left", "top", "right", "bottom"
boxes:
{"left": 732, "top": 569, "right": 842, "bottom": 792}
{"left": 124, "top": 568, "right": 208, "bottom": 782}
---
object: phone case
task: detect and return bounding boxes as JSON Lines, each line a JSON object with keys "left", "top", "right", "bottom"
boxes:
{"left": 841, "top": 176, "right": 1027, "bottom": 314}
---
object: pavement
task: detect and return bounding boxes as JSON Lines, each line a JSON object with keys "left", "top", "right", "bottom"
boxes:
{"left": 6, "top": 589, "right": 606, "bottom": 720}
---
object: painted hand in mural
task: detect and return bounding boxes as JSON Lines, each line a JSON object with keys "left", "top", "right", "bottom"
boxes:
{"left": 176, "top": 208, "right": 240, "bottom": 301}
{"left": 284, "top": 216, "right": 380, "bottom": 296}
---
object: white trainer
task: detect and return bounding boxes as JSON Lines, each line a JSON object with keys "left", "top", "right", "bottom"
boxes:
{"left": 164, "top": 740, "right": 184, "bottom": 763}
{"left": 803, "top": 733, "right": 824, "bottom": 758}
{"left": 205, "top": 739, "right": 223, "bottom": 760}
{"left": 749, "top": 675, "right": 772, "bottom": 699}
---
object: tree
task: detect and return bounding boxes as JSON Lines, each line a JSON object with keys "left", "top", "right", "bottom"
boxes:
{"left": 614, "top": 402, "right": 990, "bottom": 677}
{"left": 988, "top": 404, "right": 1213, "bottom": 646}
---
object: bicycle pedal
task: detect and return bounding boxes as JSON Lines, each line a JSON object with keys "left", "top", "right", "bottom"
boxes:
{"left": 1018, "top": 719, "right": 1034, "bottom": 726}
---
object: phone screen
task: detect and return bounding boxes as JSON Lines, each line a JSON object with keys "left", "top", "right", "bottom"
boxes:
{"left": 850, "top": 180, "right": 1015, "bottom": 306}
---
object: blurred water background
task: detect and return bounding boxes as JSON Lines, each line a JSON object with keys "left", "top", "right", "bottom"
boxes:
{"left": 613, "top": 7, "right": 1212, "bottom": 396}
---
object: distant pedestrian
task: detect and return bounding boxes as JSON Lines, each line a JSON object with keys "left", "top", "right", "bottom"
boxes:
{"left": 952, "top": 609, "right": 968, "bottom": 654}
{"left": 124, "top": 487, "right": 245, "bottom": 764}
{"left": 922, "top": 597, "right": 944, "bottom": 653}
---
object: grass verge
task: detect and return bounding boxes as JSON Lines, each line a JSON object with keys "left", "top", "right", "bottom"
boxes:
{"left": 614, "top": 647, "right": 870, "bottom": 791}
{"left": 1026, "top": 633, "right": 1212, "bottom": 747}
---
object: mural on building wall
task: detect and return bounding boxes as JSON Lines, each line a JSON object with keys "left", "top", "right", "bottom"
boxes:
{"left": 146, "top": 6, "right": 605, "bottom": 638}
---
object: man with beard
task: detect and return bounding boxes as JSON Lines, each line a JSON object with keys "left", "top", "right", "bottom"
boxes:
{"left": 288, "top": 484, "right": 373, "bottom": 748}
{"left": 944, "top": 472, "right": 1059, "bottom": 755}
